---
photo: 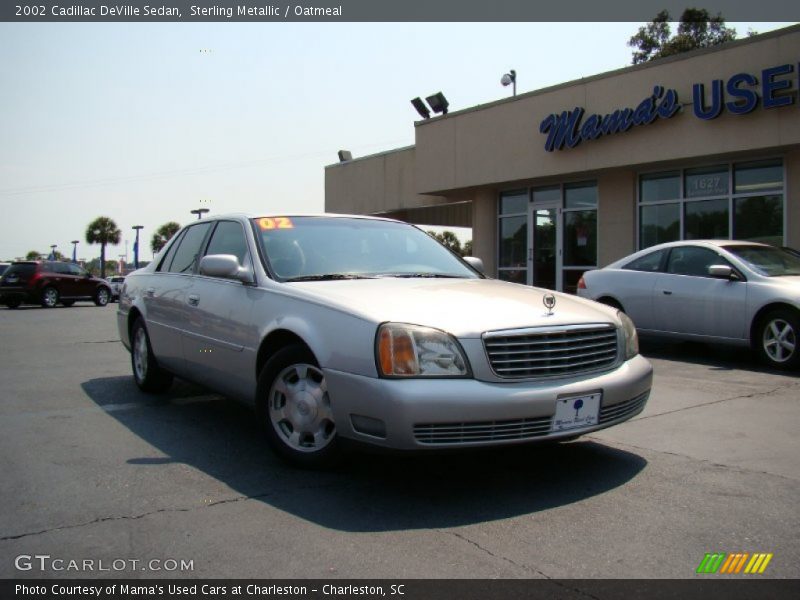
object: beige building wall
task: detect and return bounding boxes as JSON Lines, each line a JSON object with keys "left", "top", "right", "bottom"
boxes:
{"left": 471, "top": 189, "right": 498, "bottom": 277}
{"left": 325, "top": 146, "right": 445, "bottom": 215}
{"left": 598, "top": 171, "right": 637, "bottom": 266}
{"left": 414, "top": 26, "right": 800, "bottom": 195}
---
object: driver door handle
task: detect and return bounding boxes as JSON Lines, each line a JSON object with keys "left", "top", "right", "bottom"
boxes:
{"left": 188, "top": 294, "right": 200, "bottom": 307}
{"left": 662, "top": 290, "right": 673, "bottom": 295}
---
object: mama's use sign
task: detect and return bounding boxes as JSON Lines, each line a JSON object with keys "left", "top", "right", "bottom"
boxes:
{"left": 539, "top": 62, "right": 797, "bottom": 152}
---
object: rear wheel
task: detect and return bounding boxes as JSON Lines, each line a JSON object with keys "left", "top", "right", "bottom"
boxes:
{"left": 256, "top": 344, "right": 339, "bottom": 468}
{"left": 61, "top": 300, "right": 75, "bottom": 307}
{"left": 94, "top": 287, "right": 110, "bottom": 307}
{"left": 130, "top": 318, "right": 173, "bottom": 393}
{"left": 41, "top": 287, "right": 59, "bottom": 308}
{"left": 756, "top": 309, "right": 799, "bottom": 370}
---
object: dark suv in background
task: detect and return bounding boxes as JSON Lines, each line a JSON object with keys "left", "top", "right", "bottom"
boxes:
{"left": 0, "top": 261, "right": 112, "bottom": 308}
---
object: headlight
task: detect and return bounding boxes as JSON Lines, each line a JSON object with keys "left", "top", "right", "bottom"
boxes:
{"left": 377, "top": 323, "right": 469, "bottom": 377}
{"left": 618, "top": 310, "right": 639, "bottom": 360}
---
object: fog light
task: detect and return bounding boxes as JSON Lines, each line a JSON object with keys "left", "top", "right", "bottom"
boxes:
{"left": 350, "top": 415, "right": 387, "bottom": 439}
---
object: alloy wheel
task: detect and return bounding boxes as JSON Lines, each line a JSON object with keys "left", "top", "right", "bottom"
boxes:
{"left": 762, "top": 318, "right": 796, "bottom": 364}
{"left": 133, "top": 327, "right": 148, "bottom": 382}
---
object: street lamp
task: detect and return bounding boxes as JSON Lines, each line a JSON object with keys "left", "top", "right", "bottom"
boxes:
{"left": 132, "top": 225, "right": 143, "bottom": 269}
{"left": 71, "top": 240, "right": 79, "bottom": 263}
{"left": 50, "top": 244, "right": 57, "bottom": 260}
{"left": 190, "top": 208, "right": 210, "bottom": 220}
{"left": 501, "top": 69, "right": 517, "bottom": 96}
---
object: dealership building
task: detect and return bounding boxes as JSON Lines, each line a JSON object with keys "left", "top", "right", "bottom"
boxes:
{"left": 325, "top": 24, "right": 800, "bottom": 293}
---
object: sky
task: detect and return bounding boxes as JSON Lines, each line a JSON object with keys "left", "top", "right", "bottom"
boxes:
{"left": 0, "top": 21, "right": 793, "bottom": 261}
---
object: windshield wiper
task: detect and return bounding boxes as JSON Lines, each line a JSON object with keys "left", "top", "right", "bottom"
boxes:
{"left": 377, "top": 273, "right": 466, "bottom": 279}
{"left": 284, "top": 273, "right": 376, "bottom": 282}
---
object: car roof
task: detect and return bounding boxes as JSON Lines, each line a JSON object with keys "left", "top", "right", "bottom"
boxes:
{"left": 606, "top": 240, "right": 774, "bottom": 268}
{"left": 200, "top": 212, "right": 401, "bottom": 223}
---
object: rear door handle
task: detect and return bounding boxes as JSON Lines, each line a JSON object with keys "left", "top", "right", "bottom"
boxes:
{"left": 188, "top": 294, "right": 200, "bottom": 307}
{"left": 145, "top": 287, "right": 155, "bottom": 297}
{"left": 662, "top": 290, "right": 672, "bottom": 295}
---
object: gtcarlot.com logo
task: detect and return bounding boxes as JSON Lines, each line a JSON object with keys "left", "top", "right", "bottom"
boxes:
{"left": 15, "top": 554, "right": 194, "bottom": 572}
{"left": 696, "top": 552, "right": 773, "bottom": 574}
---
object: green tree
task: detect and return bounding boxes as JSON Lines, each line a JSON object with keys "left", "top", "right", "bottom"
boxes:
{"left": 628, "top": 9, "right": 739, "bottom": 65}
{"left": 25, "top": 250, "right": 41, "bottom": 260}
{"left": 427, "top": 230, "right": 464, "bottom": 256}
{"left": 151, "top": 221, "right": 181, "bottom": 254}
{"left": 85, "top": 216, "right": 121, "bottom": 279}
{"left": 463, "top": 239, "right": 473, "bottom": 257}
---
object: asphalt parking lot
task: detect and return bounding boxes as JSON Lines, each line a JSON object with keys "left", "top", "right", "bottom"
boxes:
{"left": 0, "top": 304, "right": 798, "bottom": 579}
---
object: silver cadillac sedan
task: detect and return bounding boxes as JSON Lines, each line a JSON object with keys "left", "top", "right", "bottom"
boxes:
{"left": 117, "top": 214, "right": 652, "bottom": 466}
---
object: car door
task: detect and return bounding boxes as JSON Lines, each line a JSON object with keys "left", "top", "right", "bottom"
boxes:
{"left": 67, "top": 263, "right": 92, "bottom": 298}
{"left": 612, "top": 248, "right": 668, "bottom": 331}
{"left": 180, "top": 220, "right": 257, "bottom": 399}
{"left": 653, "top": 245, "right": 748, "bottom": 340}
{"left": 48, "top": 262, "right": 77, "bottom": 297}
{"left": 143, "top": 222, "right": 213, "bottom": 375}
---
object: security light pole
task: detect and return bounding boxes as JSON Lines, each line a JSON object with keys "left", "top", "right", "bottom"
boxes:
{"left": 132, "top": 225, "right": 143, "bottom": 269}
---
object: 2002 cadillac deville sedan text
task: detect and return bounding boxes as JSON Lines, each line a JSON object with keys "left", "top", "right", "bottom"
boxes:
{"left": 118, "top": 214, "right": 653, "bottom": 466}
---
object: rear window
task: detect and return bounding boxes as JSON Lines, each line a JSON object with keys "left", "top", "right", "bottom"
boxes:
{"left": 4, "top": 264, "right": 37, "bottom": 277}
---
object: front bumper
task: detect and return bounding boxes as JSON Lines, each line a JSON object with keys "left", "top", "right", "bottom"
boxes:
{"left": 324, "top": 354, "right": 653, "bottom": 450}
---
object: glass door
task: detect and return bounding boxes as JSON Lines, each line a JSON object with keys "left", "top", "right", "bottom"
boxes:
{"left": 530, "top": 203, "right": 561, "bottom": 291}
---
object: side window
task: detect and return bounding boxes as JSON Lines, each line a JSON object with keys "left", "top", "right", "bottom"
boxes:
{"left": 157, "top": 230, "right": 185, "bottom": 272}
{"left": 205, "top": 221, "right": 251, "bottom": 267}
{"left": 623, "top": 249, "right": 666, "bottom": 272}
{"left": 666, "top": 246, "right": 729, "bottom": 277}
{"left": 52, "top": 263, "right": 70, "bottom": 275}
{"left": 67, "top": 264, "right": 84, "bottom": 276}
{"left": 167, "top": 223, "right": 213, "bottom": 274}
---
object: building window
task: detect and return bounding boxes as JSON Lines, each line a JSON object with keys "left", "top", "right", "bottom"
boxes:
{"left": 497, "top": 190, "right": 528, "bottom": 283}
{"left": 638, "top": 159, "right": 783, "bottom": 249}
{"left": 562, "top": 182, "right": 597, "bottom": 293}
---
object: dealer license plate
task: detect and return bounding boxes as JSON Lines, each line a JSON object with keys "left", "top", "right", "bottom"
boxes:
{"left": 552, "top": 393, "right": 601, "bottom": 432}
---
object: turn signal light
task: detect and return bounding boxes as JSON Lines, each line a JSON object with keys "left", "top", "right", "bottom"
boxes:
{"left": 577, "top": 276, "right": 586, "bottom": 290}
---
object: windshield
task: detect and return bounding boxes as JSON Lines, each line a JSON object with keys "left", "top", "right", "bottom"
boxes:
{"left": 252, "top": 216, "right": 478, "bottom": 281}
{"left": 724, "top": 245, "right": 800, "bottom": 277}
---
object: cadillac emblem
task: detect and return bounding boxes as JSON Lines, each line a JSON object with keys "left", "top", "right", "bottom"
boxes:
{"left": 543, "top": 292, "right": 556, "bottom": 315}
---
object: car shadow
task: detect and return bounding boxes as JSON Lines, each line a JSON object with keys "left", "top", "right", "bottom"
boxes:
{"left": 81, "top": 376, "right": 648, "bottom": 532}
{"left": 639, "top": 337, "right": 798, "bottom": 376}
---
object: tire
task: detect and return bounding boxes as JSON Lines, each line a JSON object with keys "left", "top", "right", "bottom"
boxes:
{"left": 94, "top": 287, "right": 110, "bottom": 307}
{"left": 5, "top": 298, "right": 21, "bottom": 309}
{"left": 130, "top": 318, "right": 173, "bottom": 393}
{"left": 61, "top": 300, "right": 75, "bottom": 307}
{"left": 256, "top": 344, "right": 339, "bottom": 468}
{"left": 756, "top": 309, "right": 800, "bottom": 370}
{"left": 41, "top": 286, "right": 59, "bottom": 308}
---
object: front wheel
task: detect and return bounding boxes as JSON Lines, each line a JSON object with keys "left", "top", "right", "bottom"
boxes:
{"left": 756, "top": 309, "right": 799, "bottom": 370}
{"left": 256, "top": 344, "right": 339, "bottom": 468}
{"left": 41, "top": 287, "right": 59, "bottom": 308}
{"left": 130, "top": 318, "right": 173, "bottom": 393}
{"left": 94, "top": 287, "right": 110, "bottom": 307}
{"left": 5, "top": 298, "right": 21, "bottom": 309}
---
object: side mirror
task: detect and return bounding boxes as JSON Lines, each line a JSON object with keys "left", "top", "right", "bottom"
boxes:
{"left": 708, "top": 264, "right": 735, "bottom": 280}
{"left": 463, "top": 256, "right": 485, "bottom": 274}
{"left": 200, "top": 254, "right": 253, "bottom": 283}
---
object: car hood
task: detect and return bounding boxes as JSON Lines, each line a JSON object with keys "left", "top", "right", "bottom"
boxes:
{"left": 287, "top": 278, "right": 619, "bottom": 338}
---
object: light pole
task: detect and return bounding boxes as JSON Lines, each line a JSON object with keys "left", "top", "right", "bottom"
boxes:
{"left": 132, "top": 225, "right": 143, "bottom": 269}
{"left": 50, "top": 244, "right": 57, "bottom": 260}
{"left": 190, "top": 208, "right": 210, "bottom": 220}
{"left": 71, "top": 240, "right": 79, "bottom": 263}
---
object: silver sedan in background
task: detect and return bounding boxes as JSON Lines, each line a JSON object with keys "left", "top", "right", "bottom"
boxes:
{"left": 578, "top": 240, "right": 800, "bottom": 369}
{"left": 118, "top": 214, "right": 652, "bottom": 467}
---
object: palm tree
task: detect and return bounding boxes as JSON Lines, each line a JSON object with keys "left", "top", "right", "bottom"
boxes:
{"left": 85, "top": 216, "right": 121, "bottom": 279}
{"left": 151, "top": 221, "right": 181, "bottom": 254}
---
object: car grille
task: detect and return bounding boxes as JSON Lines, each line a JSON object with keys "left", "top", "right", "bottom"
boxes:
{"left": 413, "top": 416, "right": 552, "bottom": 445}
{"left": 483, "top": 324, "right": 619, "bottom": 378}
{"left": 599, "top": 391, "right": 649, "bottom": 424}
